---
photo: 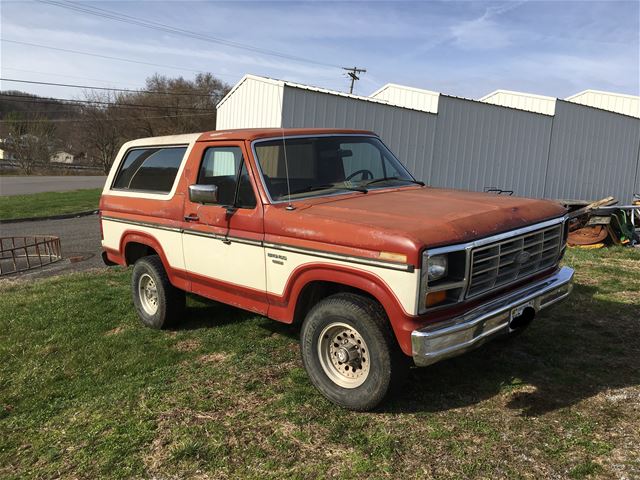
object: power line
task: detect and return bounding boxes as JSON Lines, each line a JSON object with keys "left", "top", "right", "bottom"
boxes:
{"left": 0, "top": 111, "right": 215, "bottom": 124}
{"left": 0, "top": 78, "right": 219, "bottom": 97}
{"left": 36, "top": 0, "right": 342, "bottom": 70}
{"left": 0, "top": 39, "right": 224, "bottom": 76}
{"left": 0, "top": 93, "right": 213, "bottom": 111}
{"left": 1, "top": 67, "right": 143, "bottom": 87}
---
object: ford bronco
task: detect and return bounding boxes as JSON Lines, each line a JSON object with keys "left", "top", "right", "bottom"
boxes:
{"left": 100, "top": 128, "right": 574, "bottom": 410}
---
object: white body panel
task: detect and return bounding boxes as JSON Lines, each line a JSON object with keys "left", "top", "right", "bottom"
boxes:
{"left": 264, "top": 247, "right": 419, "bottom": 315}
{"left": 101, "top": 219, "right": 185, "bottom": 270}
{"left": 102, "top": 218, "right": 419, "bottom": 314}
{"left": 182, "top": 234, "right": 266, "bottom": 291}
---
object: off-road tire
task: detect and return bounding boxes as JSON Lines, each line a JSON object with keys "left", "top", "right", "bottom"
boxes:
{"left": 300, "top": 293, "right": 406, "bottom": 411}
{"left": 131, "top": 255, "right": 185, "bottom": 329}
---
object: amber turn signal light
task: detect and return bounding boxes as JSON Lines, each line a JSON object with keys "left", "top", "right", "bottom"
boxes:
{"left": 425, "top": 290, "right": 447, "bottom": 307}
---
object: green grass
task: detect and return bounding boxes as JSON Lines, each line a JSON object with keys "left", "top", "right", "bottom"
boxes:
{"left": 1, "top": 248, "right": 639, "bottom": 478}
{"left": 0, "top": 188, "right": 101, "bottom": 220}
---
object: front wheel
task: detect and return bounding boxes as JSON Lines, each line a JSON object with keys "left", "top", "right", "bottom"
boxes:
{"left": 300, "top": 293, "right": 405, "bottom": 411}
{"left": 131, "top": 255, "right": 185, "bottom": 329}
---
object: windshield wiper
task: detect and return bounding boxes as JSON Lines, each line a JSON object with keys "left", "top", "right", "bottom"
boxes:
{"left": 363, "top": 177, "right": 425, "bottom": 187}
{"left": 288, "top": 183, "right": 368, "bottom": 196}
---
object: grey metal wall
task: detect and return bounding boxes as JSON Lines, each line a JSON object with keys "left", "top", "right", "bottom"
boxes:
{"left": 545, "top": 100, "right": 640, "bottom": 202}
{"left": 636, "top": 146, "right": 640, "bottom": 201}
{"left": 430, "top": 96, "right": 553, "bottom": 198}
{"left": 277, "top": 85, "right": 640, "bottom": 202}
{"left": 281, "top": 86, "right": 438, "bottom": 181}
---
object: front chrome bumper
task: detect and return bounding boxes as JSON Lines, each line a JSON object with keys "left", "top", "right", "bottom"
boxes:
{"left": 411, "top": 266, "right": 574, "bottom": 367}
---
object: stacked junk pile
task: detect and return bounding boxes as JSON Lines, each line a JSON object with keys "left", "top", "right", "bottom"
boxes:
{"left": 565, "top": 195, "right": 640, "bottom": 249}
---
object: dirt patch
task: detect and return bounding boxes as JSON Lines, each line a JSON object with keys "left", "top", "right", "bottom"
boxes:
{"left": 105, "top": 326, "right": 127, "bottom": 336}
{"left": 199, "top": 352, "right": 229, "bottom": 363}
{"left": 174, "top": 339, "right": 202, "bottom": 352}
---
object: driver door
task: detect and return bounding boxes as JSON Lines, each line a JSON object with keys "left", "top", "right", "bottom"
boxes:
{"left": 182, "top": 141, "right": 267, "bottom": 314}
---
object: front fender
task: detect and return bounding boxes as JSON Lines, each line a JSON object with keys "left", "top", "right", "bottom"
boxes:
{"left": 266, "top": 262, "right": 413, "bottom": 354}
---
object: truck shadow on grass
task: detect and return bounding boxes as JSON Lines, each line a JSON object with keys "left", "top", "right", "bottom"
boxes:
{"left": 386, "top": 283, "right": 640, "bottom": 416}
{"left": 173, "top": 283, "right": 638, "bottom": 416}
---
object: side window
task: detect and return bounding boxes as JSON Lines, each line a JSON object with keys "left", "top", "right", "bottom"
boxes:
{"left": 112, "top": 146, "right": 187, "bottom": 193}
{"left": 197, "top": 146, "right": 256, "bottom": 209}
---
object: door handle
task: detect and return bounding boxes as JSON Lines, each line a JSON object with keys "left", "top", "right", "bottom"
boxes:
{"left": 184, "top": 214, "right": 200, "bottom": 222}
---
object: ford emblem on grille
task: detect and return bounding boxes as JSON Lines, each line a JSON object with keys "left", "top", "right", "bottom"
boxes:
{"left": 514, "top": 251, "right": 532, "bottom": 264}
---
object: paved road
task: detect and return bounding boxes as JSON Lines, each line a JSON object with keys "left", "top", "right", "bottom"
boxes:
{"left": 0, "top": 214, "right": 105, "bottom": 279}
{"left": 0, "top": 176, "right": 107, "bottom": 196}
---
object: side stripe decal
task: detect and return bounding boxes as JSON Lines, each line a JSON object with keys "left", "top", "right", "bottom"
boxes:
{"left": 101, "top": 215, "right": 415, "bottom": 272}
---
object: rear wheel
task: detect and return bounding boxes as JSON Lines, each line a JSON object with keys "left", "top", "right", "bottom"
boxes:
{"left": 131, "top": 255, "right": 185, "bottom": 329}
{"left": 300, "top": 293, "right": 405, "bottom": 411}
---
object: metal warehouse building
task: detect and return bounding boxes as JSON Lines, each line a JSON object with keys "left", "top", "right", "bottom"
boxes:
{"left": 217, "top": 74, "right": 640, "bottom": 202}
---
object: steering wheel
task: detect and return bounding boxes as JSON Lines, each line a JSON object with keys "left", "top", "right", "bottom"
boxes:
{"left": 345, "top": 169, "right": 374, "bottom": 181}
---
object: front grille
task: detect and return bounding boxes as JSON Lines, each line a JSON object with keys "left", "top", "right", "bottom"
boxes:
{"left": 466, "top": 224, "right": 563, "bottom": 298}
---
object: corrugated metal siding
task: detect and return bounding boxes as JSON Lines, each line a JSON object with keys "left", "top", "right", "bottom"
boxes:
{"left": 216, "top": 77, "right": 284, "bottom": 130}
{"left": 430, "top": 96, "right": 553, "bottom": 197}
{"left": 281, "top": 86, "right": 437, "bottom": 181}
{"left": 370, "top": 84, "right": 440, "bottom": 114}
{"left": 480, "top": 90, "right": 556, "bottom": 116}
{"left": 545, "top": 100, "right": 640, "bottom": 202}
{"left": 566, "top": 90, "right": 639, "bottom": 119}
{"left": 635, "top": 146, "right": 640, "bottom": 200}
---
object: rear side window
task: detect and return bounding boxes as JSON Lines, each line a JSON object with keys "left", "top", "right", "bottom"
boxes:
{"left": 112, "top": 146, "right": 187, "bottom": 193}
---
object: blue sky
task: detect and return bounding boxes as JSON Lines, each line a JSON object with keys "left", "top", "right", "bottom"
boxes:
{"left": 1, "top": 0, "right": 638, "bottom": 100}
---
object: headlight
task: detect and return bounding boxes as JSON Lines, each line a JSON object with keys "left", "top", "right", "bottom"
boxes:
{"left": 419, "top": 250, "right": 466, "bottom": 312}
{"left": 426, "top": 254, "right": 448, "bottom": 282}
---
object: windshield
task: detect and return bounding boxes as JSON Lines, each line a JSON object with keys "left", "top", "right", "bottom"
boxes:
{"left": 253, "top": 136, "right": 416, "bottom": 202}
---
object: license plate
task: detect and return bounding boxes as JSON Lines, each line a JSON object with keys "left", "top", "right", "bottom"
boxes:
{"left": 511, "top": 300, "right": 534, "bottom": 319}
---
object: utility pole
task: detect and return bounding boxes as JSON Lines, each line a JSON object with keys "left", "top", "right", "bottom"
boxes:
{"left": 342, "top": 67, "right": 366, "bottom": 94}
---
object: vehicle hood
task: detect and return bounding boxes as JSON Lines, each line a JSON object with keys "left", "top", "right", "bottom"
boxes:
{"left": 265, "top": 187, "right": 566, "bottom": 260}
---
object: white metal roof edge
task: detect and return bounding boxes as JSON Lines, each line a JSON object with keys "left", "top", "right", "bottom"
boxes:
{"left": 216, "top": 74, "right": 284, "bottom": 109}
{"left": 566, "top": 89, "right": 640, "bottom": 101}
{"left": 479, "top": 89, "right": 556, "bottom": 102}
{"left": 217, "top": 74, "right": 435, "bottom": 114}
{"left": 369, "top": 83, "right": 440, "bottom": 98}
{"left": 438, "top": 93, "right": 555, "bottom": 117}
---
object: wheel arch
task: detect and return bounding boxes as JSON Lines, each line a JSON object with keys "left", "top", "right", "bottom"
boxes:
{"left": 119, "top": 230, "right": 189, "bottom": 290}
{"left": 268, "top": 263, "right": 410, "bottom": 352}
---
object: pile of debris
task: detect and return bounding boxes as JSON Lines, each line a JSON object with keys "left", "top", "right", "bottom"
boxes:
{"left": 564, "top": 195, "right": 640, "bottom": 249}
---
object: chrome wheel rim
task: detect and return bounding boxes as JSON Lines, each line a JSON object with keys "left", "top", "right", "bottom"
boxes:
{"left": 138, "top": 273, "right": 159, "bottom": 315}
{"left": 317, "top": 322, "right": 370, "bottom": 388}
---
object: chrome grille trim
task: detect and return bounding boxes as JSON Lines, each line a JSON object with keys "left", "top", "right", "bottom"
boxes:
{"left": 419, "top": 216, "right": 567, "bottom": 314}
{"left": 466, "top": 224, "right": 563, "bottom": 298}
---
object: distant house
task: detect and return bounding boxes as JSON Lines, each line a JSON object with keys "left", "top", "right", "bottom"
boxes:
{"left": 50, "top": 151, "right": 74, "bottom": 164}
{"left": 0, "top": 148, "right": 15, "bottom": 161}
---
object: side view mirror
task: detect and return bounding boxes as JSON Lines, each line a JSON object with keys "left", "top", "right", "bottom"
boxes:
{"left": 189, "top": 184, "right": 218, "bottom": 204}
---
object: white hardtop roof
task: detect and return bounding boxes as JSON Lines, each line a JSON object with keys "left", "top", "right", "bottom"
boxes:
{"left": 122, "top": 133, "right": 201, "bottom": 149}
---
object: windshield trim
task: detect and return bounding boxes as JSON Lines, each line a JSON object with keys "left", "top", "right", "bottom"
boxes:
{"left": 250, "top": 134, "right": 417, "bottom": 205}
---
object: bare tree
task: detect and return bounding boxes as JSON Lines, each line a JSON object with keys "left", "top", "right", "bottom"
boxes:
{"left": 3, "top": 113, "right": 56, "bottom": 174}
{"left": 78, "top": 74, "right": 230, "bottom": 172}
{"left": 81, "top": 93, "right": 124, "bottom": 173}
